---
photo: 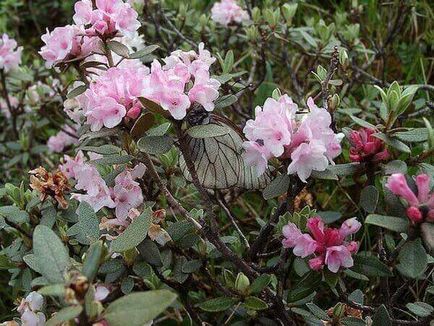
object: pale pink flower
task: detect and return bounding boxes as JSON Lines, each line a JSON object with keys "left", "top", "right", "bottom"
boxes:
{"left": 47, "top": 125, "right": 79, "bottom": 153}
{"left": 74, "top": 0, "right": 140, "bottom": 37}
{"left": 287, "top": 140, "right": 329, "bottom": 183}
{"left": 242, "top": 141, "right": 271, "bottom": 177}
{"left": 59, "top": 151, "right": 85, "bottom": 179}
{"left": 17, "top": 292, "right": 45, "bottom": 326}
{"left": 211, "top": 0, "right": 249, "bottom": 26}
{"left": 39, "top": 25, "right": 99, "bottom": 68}
{"left": 0, "top": 95, "right": 19, "bottom": 118}
{"left": 112, "top": 169, "right": 144, "bottom": 220}
{"left": 325, "top": 245, "right": 354, "bottom": 273}
{"left": 188, "top": 69, "right": 221, "bottom": 111}
{"left": 20, "top": 310, "right": 46, "bottom": 326}
{"left": 94, "top": 285, "right": 110, "bottom": 301}
{"left": 386, "top": 173, "right": 434, "bottom": 223}
{"left": 282, "top": 216, "right": 360, "bottom": 273}
{"left": 0, "top": 34, "right": 22, "bottom": 72}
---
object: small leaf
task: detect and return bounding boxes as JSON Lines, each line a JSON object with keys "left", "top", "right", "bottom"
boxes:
{"left": 0, "top": 205, "right": 29, "bottom": 224}
{"left": 372, "top": 304, "right": 392, "bottom": 326}
{"left": 365, "top": 214, "right": 409, "bottom": 233}
{"left": 130, "top": 45, "right": 159, "bottom": 59}
{"left": 138, "top": 97, "right": 169, "bottom": 117}
{"left": 107, "top": 40, "right": 130, "bottom": 58}
{"left": 67, "top": 85, "right": 87, "bottom": 99}
{"left": 215, "top": 94, "right": 238, "bottom": 109}
{"left": 306, "top": 303, "right": 330, "bottom": 321}
{"left": 111, "top": 209, "right": 152, "bottom": 252}
{"left": 130, "top": 113, "right": 156, "bottom": 140}
{"left": 243, "top": 296, "right": 268, "bottom": 310}
{"left": 406, "top": 302, "right": 434, "bottom": 318}
{"left": 198, "top": 297, "right": 237, "bottom": 312}
{"left": 421, "top": 223, "right": 434, "bottom": 253}
{"left": 395, "top": 128, "right": 428, "bottom": 143}
{"left": 250, "top": 274, "right": 272, "bottom": 294}
{"left": 359, "top": 186, "right": 379, "bottom": 213}
{"left": 396, "top": 239, "right": 427, "bottom": 279}
{"left": 82, "top": 241, "right": 103, "bottom": 282}
{"left": 262, "top": 174, "right": 290, "bottom": 200}
{"left": 137, "top": 135, "right": 174, "bottom": 155}
{"left": 352, "top": 254, "right": 392, "bottom": 277}
{"left": 92, "top": 155, "right": 133, "bottom": 165}
{"left": 181, "top": 260, "right": 202, "bottom": 273}
{"left": 67, "top": 202, "right": 100, "bottom": 245}
{"left": 46, "top": 306, "right": 83, "bottom": 326}
{"left": 104, "top": 291, "right": 177, "bottom": 326}
{"left": 350, "top": 116, "right": 376, "bottom": 129}
{"left": 187, "top": 124, "right": 229, "bottom": 138}
{"left": 79, "top": 145, "right": 121, "bottom": 155}
{"left": 373, "top": 133, "right": 411, "bottom": 153}
{"left": 33, "top": 225, "right": 70, "bottom": 283}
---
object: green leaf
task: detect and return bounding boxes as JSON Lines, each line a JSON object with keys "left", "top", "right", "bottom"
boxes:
{"left": 46, "top": 306, "right": 83, "bottom": 326}
{"left": 365, "top": 214, "right": 409, "bottom": 233}
{"left": 396, "top": 239, "right": 427, "bottom": 279}
{"left": 181, "top": 260, "right": 202, "bottom": 273}
{"left": 23, "top": 254, "right": 41, "bottom": 273}
{"left": 91, "top": 155, "right": 134, "bottom": 165}
{"left": 262, "top": 174, "right": 290, "bottom": 200}
{"left": 243, "top": 296, "right": 268, "bottom": 310}
{"left": 67, "top": 202, "right": 100, "bottom": 245}
{"left": 341, "top": 317, "right": 366, "bottom": 326}
{"left": 82, "top": 241, "right": 103, "bottom": 282}
{"left": 306, "top": 303, "right": 330, "bottom": 321}
{"left": 186, "top": 124, "right": 229, "bottom": 138}
{"left": 38, "top": 284, "right": 65, "bottom": 296}
{"left": 350, "top": 116, "right": 376, "bottom": 129}
{"left": 0, "top": 205, "right": 29, "bottom": 224}
{"left": 0, "top": 255, "right": 16, "bottom": 270}
{"left": 373, "top": 133, "right": 411, "bottom": 153}
{"left": 111, "top": 208, "right": 152, "bottom": 252}
{"left": 147, "top": 122, "right": 171, "bottom": 137}
{"left": 137, "top": 135, "right": 174, "bottom": 155}
{"left": 352, "top": 254, "right": 392, "bottom": 277}
{"left": 406, "top": 302, "right": 434, "bottom": 318}
{"left": 33, "top": 225, "right": 70, "bottom": 283}
{"left": 198, "top": 297, "right": 237, "bottom": 312}
{"left": 129, "top": 45, "right": 159, "bottom": 59}
{"left": 79, "top": 145, "right": 121, "bottom": 155}
{"left": 130, "top": 112, "right": 156, "bottom": 140}
{"left": 359, "top": 186, "right": 379, "bottom": 213}
{"left": 372, "top": 304, "right": 392, "bottom": 326}
{"left": 344, "top": 269, "right": 369, "bottom": 281}
{"left": 107, "top": 40, "right": 130, "bottom": 58}
{"left": 104, "top": 290, "right": 177, "bottom": 326}
{"left": 288, "top": 272, "right": 322, "bottom": 303}
{"left": 250, "top": 274, "right": 272, "bottom": 294}
{"left": 395, "top": 128, "right": 428, "bottom": 143}
{"left": 421, "top": 223, "right": 434, "bottom": 254}
{"left": 121, "top": 277, "right": 135, "bottom": 294}
{"left": 67, "top": 85, "right": 87, "bottom": 99}
{"left": 215, "top": 94, "right": 238, "bottom": 109}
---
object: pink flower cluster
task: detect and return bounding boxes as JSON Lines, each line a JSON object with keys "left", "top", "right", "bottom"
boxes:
{"left": 0, "top": 95, "right": 19, "bottom": 118}
{"left": 74, "top": 0, "right": 140, "bottom": 37}
{"left": 60, "top": 152, "right": 145, "bottom": 221}
{"left": 47, "top": 125, "right": 79, "bottom": 152}
{"left": 17, "top": 292, "right": 46, "bottom": 326}
{"left": 282, "top": 216, "right": 361, "bottom": 273}
{"left": 39, "top": 25, "right": 100, "bottom": 68}
{"left": 348, "top": 128, "right": 389, "bottom": 163}
{"left": 386, "top": 173, "right": 434, "bottom": 223}
{"left": 142, "top": 43, "right": 220, "bottom": 120}
{"left": 0, "top": 34, "right": 22, "bottom": 72}
{"left": 243, "top": 96, "right": 343, "bottom": 182}
{"left": 211, "top": 0, "right": 249, "bottom": 26}
{"left": 82, "top": 65, "right": 149, "bottom": 131}
{"left": 39, "top": 0, "right": 140, "bottom": 68}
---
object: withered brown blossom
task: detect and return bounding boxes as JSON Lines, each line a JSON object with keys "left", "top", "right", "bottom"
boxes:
{"left": 29, "top": 167, "right": 71, "bottom": 209}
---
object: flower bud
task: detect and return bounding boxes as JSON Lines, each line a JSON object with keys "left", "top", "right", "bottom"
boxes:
{"left": 328, "top": 94, "right": 340, "bottom": 111}
{"left": 235, "top": 272, "right": 250, "bottom": 293}
{"left": 406, "top": 206, "right": 423, "bottom": 223}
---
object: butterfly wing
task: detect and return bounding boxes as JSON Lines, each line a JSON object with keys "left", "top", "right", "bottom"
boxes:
{"left": 179, "top": 117, "right": 272, "bottom": 190}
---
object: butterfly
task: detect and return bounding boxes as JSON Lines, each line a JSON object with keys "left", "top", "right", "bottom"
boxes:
{"left": 179, "top": 108, "right": 272, "bottom": 190}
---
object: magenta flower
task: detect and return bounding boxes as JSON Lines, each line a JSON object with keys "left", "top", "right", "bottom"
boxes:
{"left": 282, "top": 216, "right": 361, "bottom": 273}
{"left": 0, "top": 33, "right": 22, "bottom": 72}
{"left": 348, "top": 127, "right": 389, "bottom": 163}
{"left": 211, "top": 0, "right": 249, "bottom": 27}
{"left": 386, "top": 173, "right": 434, "bottom": 223}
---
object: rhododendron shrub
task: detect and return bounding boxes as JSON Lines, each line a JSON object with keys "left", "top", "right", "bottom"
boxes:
{"left": 1, "top": 1, "right": 434, "bottom": 325}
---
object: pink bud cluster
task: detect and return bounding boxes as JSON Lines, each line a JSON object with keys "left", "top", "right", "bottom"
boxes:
{"left": 39, "top": 0, "right": 140, "bottom": 68}
{"left": 242, "top": 96, "right": 343, "bottom": 182}
{"left": 348, "top": 127, "right": 389, "bottom": 163}
{"left": 282, "top": 216, "right": 361, "bottom": 273}
{"left": 60, "top": 152, "right": 145, "bottom": 222}
{"left": 211, "top": 0, "right": 249, "bottom": 27}
{"left": 0, "top": 34, "right": 22, "bottom": 72}
{"left": 386, "top": 173, "right": 434, "bottom": 223}
{"left": 47, "top": 125, "right": 79, "bottom": 153}
{"left": 17, "top": 292, "right": 46, "bottom": 326}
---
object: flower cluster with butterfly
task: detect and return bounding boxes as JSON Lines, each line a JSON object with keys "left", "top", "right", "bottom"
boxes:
{"left": 242, "top": 95, "right": 343, "bottom": 182}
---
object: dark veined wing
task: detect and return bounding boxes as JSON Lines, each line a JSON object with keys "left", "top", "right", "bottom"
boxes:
{"left": 179, "top": 115, "right": 272, "bottom": 190}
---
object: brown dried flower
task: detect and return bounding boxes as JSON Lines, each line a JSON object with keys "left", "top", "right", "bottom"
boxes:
{"left": 29, "top": 167, "right": 71, "bottom": 209}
